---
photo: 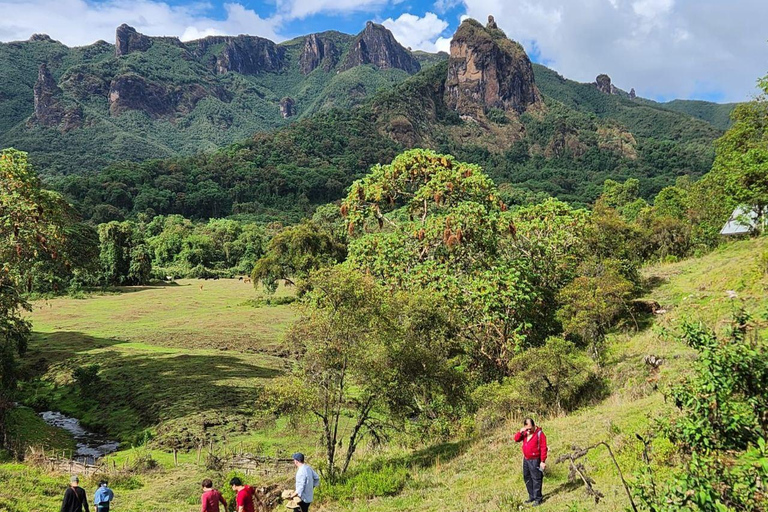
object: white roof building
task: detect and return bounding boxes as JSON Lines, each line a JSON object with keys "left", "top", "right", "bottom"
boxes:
{"left": 720, "top": 205, "right": 765, "bottom": 235}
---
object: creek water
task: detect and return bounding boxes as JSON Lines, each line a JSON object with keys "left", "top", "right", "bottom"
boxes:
{"left": 39, "top": 411, "right": 120, "bottom": 461}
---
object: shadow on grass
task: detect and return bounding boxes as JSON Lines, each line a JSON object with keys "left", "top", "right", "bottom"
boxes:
{"left": 19, "top": 331, "right": 283, "bottom": 441}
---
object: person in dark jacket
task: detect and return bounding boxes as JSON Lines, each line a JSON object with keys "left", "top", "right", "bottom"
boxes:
{"left": 513, "top": 418, "right": 548, "bottom": 506}
{"left": 61, "top": 476, "right": 90, "bottom": 512}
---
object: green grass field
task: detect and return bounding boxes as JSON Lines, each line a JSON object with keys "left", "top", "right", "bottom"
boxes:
{"left": 2, "top": 238, "right": 768, "bottom": 511}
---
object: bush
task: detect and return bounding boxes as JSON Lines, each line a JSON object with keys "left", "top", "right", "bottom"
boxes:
{"left": 72, "top": 365, "right": 101, "bottom": 394}
{"left": 473, "top": 337, "right": 607, "bottom": 431}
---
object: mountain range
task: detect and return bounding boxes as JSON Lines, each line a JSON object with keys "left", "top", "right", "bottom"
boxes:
{"left": 0, "top": 16, "right": 738, "bottom": 220}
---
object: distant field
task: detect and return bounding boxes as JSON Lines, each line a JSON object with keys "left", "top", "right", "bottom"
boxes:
{"left": 15, "top": 279, "right": 297, "bottom": 444}
{"left": 28, "top": 279, "right": 297, "bottom": 353}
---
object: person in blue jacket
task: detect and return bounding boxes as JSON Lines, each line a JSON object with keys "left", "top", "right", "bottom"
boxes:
{"left": 93, "top": 481, "right": 114, "bottom": 511}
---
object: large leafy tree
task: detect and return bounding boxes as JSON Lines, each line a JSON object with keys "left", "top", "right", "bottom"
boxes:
{"left": 280, "top": 267, "right": 463, "bottom": 480}
{"left": 0, "top": 149, "right": 68, "bottom": 444}
{"left": 252, "top": 220, "right": 346, "bottom": 293}
{"left": 342, "top": 149, "right": 587, "bottom": 378}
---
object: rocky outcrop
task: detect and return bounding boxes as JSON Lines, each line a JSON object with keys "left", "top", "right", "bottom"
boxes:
{"left": 339, "top": 21, "right": 420, "bottom": 73}
{"left": 108, "top": 74, "right": 210, "bottom": 118}
{"left": 629, "top": 88, "right": 637, "bottom": 100}
{"left": 444, "top": 18, "right": 541, "bottom": 118}
{"left": 31, "top": 64, "right": 82, "bottom": 131}
{"left": 29, "top": 34, "right": 54, "bottom": 42}
{"left": 109, "top": 74, "right": 175, "bottom": 118}
{"left": 594, "top": 74, "right": 617, "bottom": 95}
{"left": 299, "top": 34, "right": 338, "bottom": 74}
{"left": 279, "top": 97, "right": 295, "bottom": 118}
{"left": 486, "top": 15, "right": 498, "bottom": 30}
{"left": 115, "top": 24, "right": 152, "bottom": 57}
{"left": 215, "top": 36, "right": 285, "bottom": 75}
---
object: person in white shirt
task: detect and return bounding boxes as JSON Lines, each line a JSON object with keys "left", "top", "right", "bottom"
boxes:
{"left": 291, "top": 452, "right": 320, "bottom": 512}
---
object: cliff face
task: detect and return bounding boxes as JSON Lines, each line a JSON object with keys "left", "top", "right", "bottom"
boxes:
{"left": 444, "top": 17, "right": 541, "bottom": 118}
{"left": 31, "top": 63, "right": 82, "bottom": 131}
{"left": 299, "top": 34, "right": 339, "bottom": 74}
{"left": 108, "top": 75, "right": 209, "bottom": 118}
{"left": 339, "top": 21, "right": 420, "bottom": 73}
{"left": 215, "top": 36, "right": 285, "bottom": 75}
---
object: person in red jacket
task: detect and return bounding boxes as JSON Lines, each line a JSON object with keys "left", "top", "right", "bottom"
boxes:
{"left": 200, "top": 479, "right": 227, "bottom": 512}
{"left": 513, "top": 417, "right": 548, "bottom": 506}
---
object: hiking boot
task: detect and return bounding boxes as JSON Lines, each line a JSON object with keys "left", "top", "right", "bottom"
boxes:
{"left": 532, "top": 501, "right": 542, "bottom": 507}
{"left": 524, "top": 498, "right": 535, "bottom": 504}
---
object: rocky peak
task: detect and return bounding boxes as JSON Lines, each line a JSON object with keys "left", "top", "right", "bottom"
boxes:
{"left": 279, "top": 97, "right": 296, "bottom": 118}
{"left": 594, "top": 74, "right": 616, "bottom": 95}
{"left": 215, "top": 36, "right": 285, "bottom": 75}
{"left": 629, "top": 88, "right": 637, "bottom": 100}
{"left": 115, "top": 24, "right": 152, "bottom": 57}
{"left": 299, "top": 34, "right": 339, "bottom": 74}
{"left": 31, "top": 64, "right": 82, "bottom": 131}
{"left": 29, "top": 34, "right": 53, "bottom": 42}
{"left": 339, "top": 21, "right": 420, "bottom": 73}
{"left": 487, "top": 15, "right": 498, "bottom": 29}
{"left": 444, "top": 18, "right": 541, "bottom": 118}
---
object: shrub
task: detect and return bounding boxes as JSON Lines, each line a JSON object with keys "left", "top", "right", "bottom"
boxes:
{"left": 316, "top": 464, "right": 409, "bottom": 503}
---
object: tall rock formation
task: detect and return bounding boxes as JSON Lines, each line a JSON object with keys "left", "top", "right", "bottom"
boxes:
{"left": 215, "top": 36, "right": 285, "bottom": 75}
{"left": 31, "top": 63, "right": 82, "bottom": 131}
{"left": 629, "top": 88, "right": 637, "bottom": 100}
{"left": 280, "top": 97, "right": 296, "bottom": 118}
{"left": 339, "top": 21, "right": 420, "bottom": 73}
{"left": 594, "top": 74, "right": 617, "bottom": 95}
{"left": 299, "top": 34, "right": 339, "bottom": 74}
{"left": 115, "top": 24, "right": 152, "bottom": 57}
{"left": 444, "top": 17, "right": 541, "bottom": 117}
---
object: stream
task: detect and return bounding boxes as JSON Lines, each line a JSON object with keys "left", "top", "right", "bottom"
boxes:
{"left": 39, "top": 411, "right": 120, "bottom": 461}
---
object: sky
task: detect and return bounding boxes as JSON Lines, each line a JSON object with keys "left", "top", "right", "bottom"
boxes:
{"left": 1, "top": 0, "right": 766, "bottom": 103}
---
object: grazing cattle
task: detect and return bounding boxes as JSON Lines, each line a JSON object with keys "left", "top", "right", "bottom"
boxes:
{"left": 213, "top": 276, "right": 220, "bottom": 280}
{"left": 199, "top": 284, "right": 204, "bottom": 291}
{"left": 238, "top": 276, "right": 244, "bottom": 281}
{"left": 243, "top": 277, "right": 252, "bottom": 284}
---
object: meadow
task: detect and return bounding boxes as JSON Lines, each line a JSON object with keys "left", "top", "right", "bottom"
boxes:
{"left": 2, "top": 237, "right": 767, "bottom": 511}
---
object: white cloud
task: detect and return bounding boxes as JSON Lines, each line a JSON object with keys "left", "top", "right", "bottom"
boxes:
{"left": 274, "top": 0, "right": 390, "bottom": 20}
{"left": 457, "top": 0, "right": 768, "bottom": 101}
{"left": 0, "top": 0, "right": 283, "bottom": 46}
{"left": 381, "top": 12, "right": 449, "bottom": 52}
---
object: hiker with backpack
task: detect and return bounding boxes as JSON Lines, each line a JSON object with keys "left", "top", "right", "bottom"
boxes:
{"left": 61, "top": 476, "right": 90, "bottom": 512}
{"left": 513, "top": 418, "right": 548, "bottom": 506}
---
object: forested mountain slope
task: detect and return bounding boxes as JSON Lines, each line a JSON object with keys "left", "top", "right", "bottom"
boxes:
{"left": 50, "top": 17, "right": 732, "bottom": 222}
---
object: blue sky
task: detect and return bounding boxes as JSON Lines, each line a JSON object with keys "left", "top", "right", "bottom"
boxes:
{"left": 2, "top": 0, "right": 766, "bottom": 103}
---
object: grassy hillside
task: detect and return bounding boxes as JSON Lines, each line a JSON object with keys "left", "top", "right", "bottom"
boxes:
{"left": 2, "top": 236, "right": 765, "bottom": 511}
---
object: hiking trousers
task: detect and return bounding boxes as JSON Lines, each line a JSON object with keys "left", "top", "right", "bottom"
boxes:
{"left": 298, "top": 501, "right": 311, "bottom": 512}
{"left": 523, "top": 457, "right": 543, "bottom": 502}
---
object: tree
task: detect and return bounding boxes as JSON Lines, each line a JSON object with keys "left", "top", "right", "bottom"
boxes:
{"left": 343, "top": 150, "right": 588, "bottom": 378}
{"left": 281, "top": 267, "right": 463, "bottom": 480}
{"left": 556, "top": 259, "right": 635, "bottom": 361}
{"left": 98, "top": 221, "right": 152, "bottom": 286}
{"left": 252, "top": 221, "right": 346, "bottom": 293}
{"left": 0, "top": 149, "right": 67, "bottom": 445}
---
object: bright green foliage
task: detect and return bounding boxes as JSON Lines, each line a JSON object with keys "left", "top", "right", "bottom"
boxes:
{"left": 343, "top": 149, "right": 591, "bottom": 378}
{"left": 708, "top": 80, "right": 768, "bottom": 226}
{"left": 670, "top": 312, "right": 767, "bottom": 452}
{"left": 252, "top": 220, "right": 346, "bottom": 293}
{"left": 557, "top": 259, "right": 635, "bottom": 360}
{"left": 98, "top": 221, "right": 152, "bottom": 286}
{"left": 145, "top": 215, "right": 266, "bottom": 278}
{"left": 473, "top": 337, "right": 606, "bottom": 430}
{"left": 635, "top": 311, "right": 768, "bottom": 512}
{"left": 0, "top": 149, "right": 68, "bottom": 444}
{"left": 280, "top": 267, "right": 463, "bottom": 480}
